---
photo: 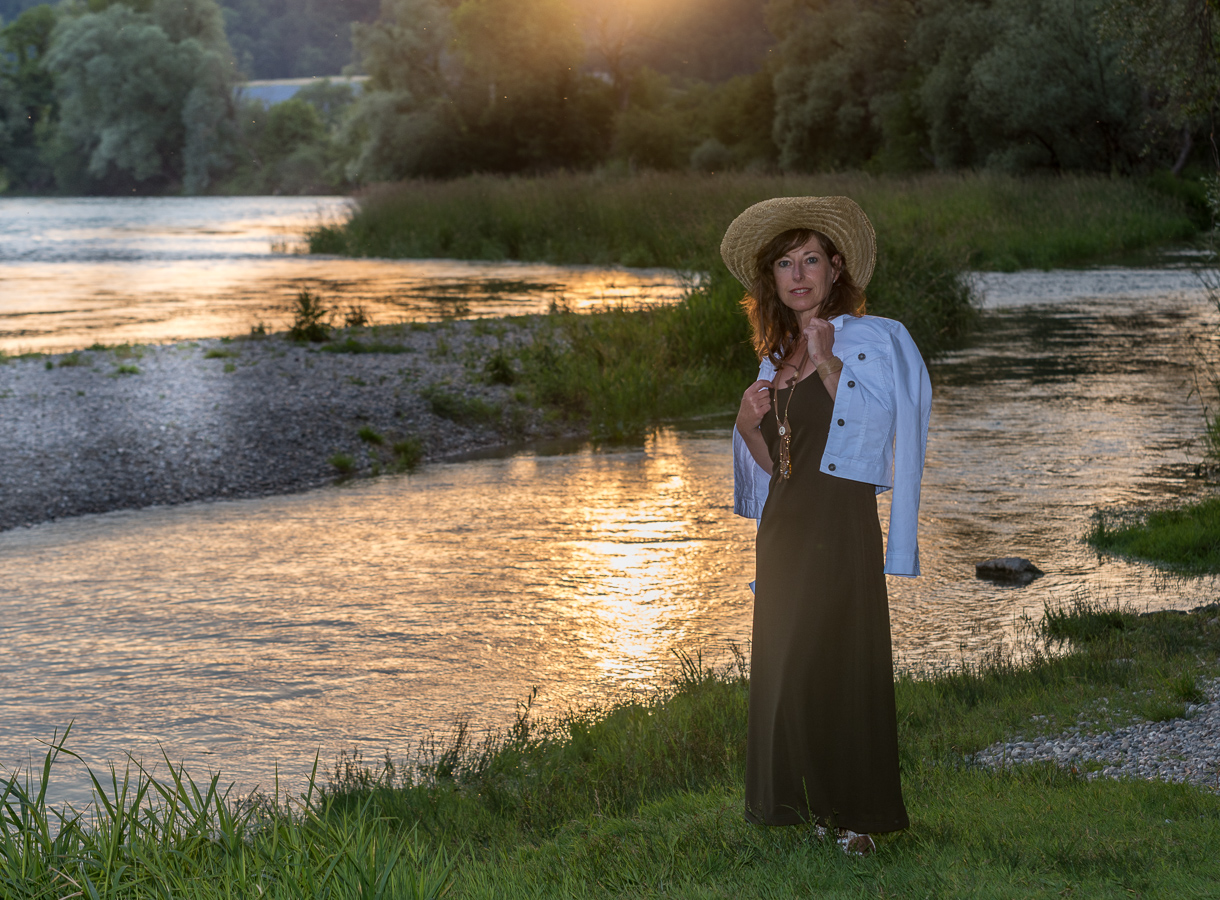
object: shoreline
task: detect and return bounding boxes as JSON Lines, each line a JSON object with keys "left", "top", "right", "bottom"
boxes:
{"left": 0, "top": 319, "right": 576, "bottom": 534}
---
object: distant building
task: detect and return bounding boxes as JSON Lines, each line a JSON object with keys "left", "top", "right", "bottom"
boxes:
{"left": 237, "top": 76, "right": 369, "bottom": 105}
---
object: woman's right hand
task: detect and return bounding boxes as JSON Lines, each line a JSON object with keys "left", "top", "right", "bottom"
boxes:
{"left": 736, "top": 379, "right": 773, "bottom": 436}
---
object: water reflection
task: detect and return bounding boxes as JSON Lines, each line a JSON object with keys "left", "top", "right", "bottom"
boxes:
{"left": 0, "top": 197, "right": 691, "bottom": 353}
{"left": 2, "top": 267, "right": 1219, "bottom": 810}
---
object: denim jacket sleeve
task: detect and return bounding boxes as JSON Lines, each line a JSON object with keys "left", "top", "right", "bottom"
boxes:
{"left": 879, "top": 321, "right": 931, "bottom": 577}
{"left": 732, "top": 357, "right": 775, "bottom": 521}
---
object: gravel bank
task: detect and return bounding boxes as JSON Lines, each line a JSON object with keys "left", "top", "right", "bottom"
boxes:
{"left": 973, "top": 677, "right": 1220, "bottom": 793}
{"left": 0, "top": 320, "right": 568, "bottom": 533}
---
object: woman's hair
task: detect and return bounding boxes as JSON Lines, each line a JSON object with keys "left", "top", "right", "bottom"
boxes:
{"left": 742, "top": 228, "right": 866, "bottom": 365}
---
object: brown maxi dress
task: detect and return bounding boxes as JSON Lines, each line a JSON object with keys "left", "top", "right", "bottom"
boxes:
{"left": 745, "top": 370, "right": 909, "bottom": 833}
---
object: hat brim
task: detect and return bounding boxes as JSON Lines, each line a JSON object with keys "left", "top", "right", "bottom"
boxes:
{"left": 719, "top": 196, "right": 877, "bottom": 290}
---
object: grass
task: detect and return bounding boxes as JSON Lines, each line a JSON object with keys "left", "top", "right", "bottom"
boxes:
{"left": 1087, "top": 499, "right": 1220, "bottom": 572}
{"left": 8, "top": 600, "right": 1219, "bottom": 898}
{"left": 288, "top": 290, "right": 331, "bottom": 343}
{"left": 328, "top": 452, "right": 356, "bottom": 475}
{"left": 420, "top": 384, "right": 502, "bottom": 428}
{"left": 308, "top": 171, "right": 1201, "bottom": 439}
{"left": 319, "top": 337, "right": 414, "bottom": 355}
{"left": 309, "top": 171, "right": 1199, "bottom": 272}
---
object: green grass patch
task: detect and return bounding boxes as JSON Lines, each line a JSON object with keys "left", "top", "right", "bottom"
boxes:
{"left": 113, "top": 364, "right": 140, "bottom": 376}
{"left": 391, "top": 437, "right": 424, "bottom": 472}
{"left": 6, "top": 602, "right": 1220, "bottom": 897}
{"left": 57, "top": 352, "right": 88, "bottom": 367}
{"left": 420, "top": 384, "right": 501, "bottom": 427}
{"left": 318, "top": 337, "right": 414, "bottom": 355}
{"left": 203, "top": 348, "right": 239, "bottom": 359}
{"left": 328, "top": 452, "right": 356, "bottom": 474}
{"left": 310, "top": 171, "right": 1198, "bottom": 272}
{"left": 1087, "top": 498, "right": 1220, "bottom": 572}
{"left": 357, "top": 426, "right": 385, "bottom": 445}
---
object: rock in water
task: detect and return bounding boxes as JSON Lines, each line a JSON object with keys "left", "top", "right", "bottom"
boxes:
{"left": 975, "top": 557, "right": 1044, "bottom": 585}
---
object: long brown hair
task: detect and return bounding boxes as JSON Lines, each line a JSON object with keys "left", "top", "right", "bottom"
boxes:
{"left": 742, "top": 228, "right": 866, "bottom": 365}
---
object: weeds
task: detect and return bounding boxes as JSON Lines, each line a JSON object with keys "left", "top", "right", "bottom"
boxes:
{"left": 358, "top": 426, "right": 385, "bottom": 445}
{"left": 420, "top": 384, "right": 500, "bottom": 427}
{"left": 328, "top": 453, "right": 356, "bottom": 474}
{"left": 482, "top": 349, "right": 517, "bottom": 386}
{"left": 319, "top": 337, "right": 413, "bottom": 355}
{"left": 113, "top": 364, "right": 140, "bottom": 376}
{"left": 1087, "top": 499, "right": 1220, "bottom": 571}
{"left": 57, "top": 352, "right": 88, "bottom": 367}
{"left": 344, "top": 304, "right": 371, "bottom": 328}
{"left": 0, "top": 731, "right": 458, "bottom": 900}
{"left": 289, "top": 290, "right": 331, "bottom": 343}
{"left": 204, "top": 348, "right": 239, "bottom": 359}
{"left": 390, "top": 437, "right": 424, "bottom": 472}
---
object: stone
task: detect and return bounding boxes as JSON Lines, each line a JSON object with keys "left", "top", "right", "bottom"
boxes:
{"left": 975, "top": 557, "right": 1044, "bottom": 585}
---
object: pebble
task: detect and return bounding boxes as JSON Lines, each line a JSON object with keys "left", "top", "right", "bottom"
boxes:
{"left": 0, "top": 321, "right": 575, "bottom": 533}
{"left": 972, "top": 677, "right": 1220, "bottom": 792}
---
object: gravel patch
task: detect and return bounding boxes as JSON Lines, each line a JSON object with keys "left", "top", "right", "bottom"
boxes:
{"left": 0, "top": 320, "right": 570, "bottom": 533}
{"left": 972, "top": 677, "right": 1220, "bottom": 792}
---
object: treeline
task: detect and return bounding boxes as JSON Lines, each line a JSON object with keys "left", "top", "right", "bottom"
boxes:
{"left": 0, "top": 0, "right": 1216, "bottom": 195}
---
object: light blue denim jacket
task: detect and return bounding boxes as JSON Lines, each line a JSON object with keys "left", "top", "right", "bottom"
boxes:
{"left": 733, "top": 314, "right": 932, "bottom": 577}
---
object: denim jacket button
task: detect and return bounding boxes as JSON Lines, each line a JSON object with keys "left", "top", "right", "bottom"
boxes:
{"left": 837, "top": 419, "right": 845, "bottom": 426}
{"left": 858, "top": 352, "right": 866, "bottom": 360}
{"left": 847, "top": 380, "right": 855, "bottom": 387}
{"left": 827, "top": 463, "right": 836, "bottom": 471}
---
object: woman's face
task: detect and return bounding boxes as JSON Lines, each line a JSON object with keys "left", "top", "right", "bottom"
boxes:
{"left": 771, "top": 235, "right": 842, "bottom": 320}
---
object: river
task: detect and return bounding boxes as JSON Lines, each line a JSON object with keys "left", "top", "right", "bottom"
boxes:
{"left": 0, "top": 197, "right": 1217, "bottom": 809}
{"left": 0, "top": 196, "right": 691, "bottom": 354}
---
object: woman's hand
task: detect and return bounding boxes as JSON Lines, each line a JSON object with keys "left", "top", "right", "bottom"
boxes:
{"left": 802, "top": 317, "right": 836, "bottom": 367}
{"left": 736, "top": 379, "right": 772, "bottom": 436}
{"left": 803, "top": 318, "right": 841, "bottom": 400}
{"left": 736, "top": 379, "right": 774, "bottom": 475}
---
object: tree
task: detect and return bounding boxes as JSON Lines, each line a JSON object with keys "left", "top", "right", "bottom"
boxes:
{"left": 343, "top": 0, "right": 457, "bottom": 181}
{"left": 0, "top": 3, "right": 57, "bottom": 191}
{"left": 767, "top": 0, "right": 915, "bottom": 171}
{"left": 767, "top": 0, "right": 1158, "bottom": 174}
{"left": 45, "top": 0, "right": 238, "bottom": 192}
{"left": 1098, "top": 0, "right": 1220, "bottom": 173}
{"left": 962, "top": 0, "right": 1145, "bottom": 172}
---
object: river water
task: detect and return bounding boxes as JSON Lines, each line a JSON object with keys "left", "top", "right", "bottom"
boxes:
{"left": 0, "top": 197, "right": 690, "bottom": 354}
{"left": 1, "top": 197, "right": 1218, "bottom": 809}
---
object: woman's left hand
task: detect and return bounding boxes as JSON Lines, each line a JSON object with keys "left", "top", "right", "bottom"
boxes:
{"left": 803, "top": 317, "right": 836, "bottom": 367}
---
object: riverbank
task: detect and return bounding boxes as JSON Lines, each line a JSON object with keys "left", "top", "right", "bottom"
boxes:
{"left": 0, "top": 319, "right": 563, "bottom": 533}
{"left": 6, "top": 601, "right": 1219, "bottom": 897}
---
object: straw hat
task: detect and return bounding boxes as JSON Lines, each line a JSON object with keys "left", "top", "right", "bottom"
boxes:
{"left": 720, "top": 196, "right": 877, "bottom": 290}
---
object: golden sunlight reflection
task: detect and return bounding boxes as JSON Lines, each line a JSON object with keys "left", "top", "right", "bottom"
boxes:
{"left": 0, "top": 197, "right": 692, "bottom": 353}
{"left": 551, "top": 430, "right": 701, "bottom": 683}
{"left": 4, "top": 279, "right": 1220, "bottom": 810}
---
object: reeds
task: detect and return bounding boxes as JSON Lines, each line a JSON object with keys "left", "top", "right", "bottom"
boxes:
{"left": 309, "top": 171, "right": 1198, "bottom": 271}
{"left": 308, "top": 171, "right": 1199, "bottom": 437}
{"left": 0, "top": 729, "right": 456, "bottom": 899}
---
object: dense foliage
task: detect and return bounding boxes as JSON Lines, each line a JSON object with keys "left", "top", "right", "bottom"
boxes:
{"left": 0, "top": 0, "right": 1217, "bottom": 194}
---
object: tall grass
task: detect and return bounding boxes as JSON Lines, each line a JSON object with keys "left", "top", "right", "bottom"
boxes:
{"left": 0, "top": 731, "right": 456, "bottom": 900}
{"left": 7, "top": 604, "right": 1220, "bottom": 897}
{"left": 310, "top": 171, "right": 1198, "bottom": 271}
{"left": 309, "top": 171, "right": 1196, "bottom": 436}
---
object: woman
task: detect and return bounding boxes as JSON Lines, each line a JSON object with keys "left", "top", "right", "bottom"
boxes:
{"left": 723, "top": 196, "right": 931, "bottom": 854}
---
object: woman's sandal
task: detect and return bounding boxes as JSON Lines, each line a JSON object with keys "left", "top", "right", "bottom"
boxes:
{"left": 835, "top": 829, "right": 876, "bottom": 856}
